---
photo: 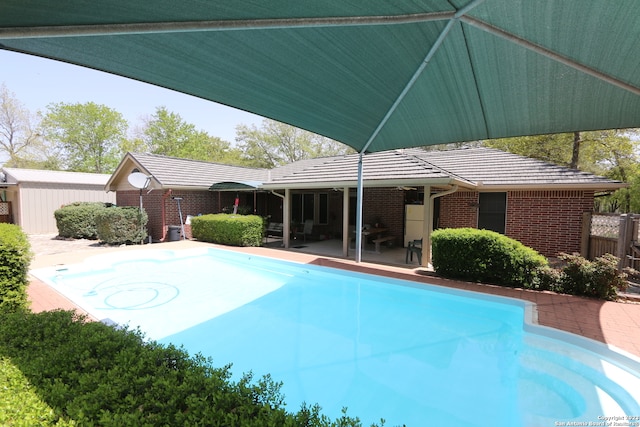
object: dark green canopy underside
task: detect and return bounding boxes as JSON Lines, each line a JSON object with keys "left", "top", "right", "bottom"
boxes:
{"left": 209, "top": 181, "right": 262, "bottom": 191}
{"left": 2, "top": 0, "right": 640, "bottom": 152}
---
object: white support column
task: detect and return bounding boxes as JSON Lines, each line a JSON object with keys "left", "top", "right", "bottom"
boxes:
{"left": 421, "top": 185, "right": 431, "bottom": 267}
{"left": 283, "top": 188, "right": 291, "bottom": 249}
{"left": 342, "top": 186, "right": 350, "bottom": 257}
{"left": 355, "top": 153, "right": 364, "bottom": 263}
{"left": 427, "top": 184, "right": 458, "bottom": 266}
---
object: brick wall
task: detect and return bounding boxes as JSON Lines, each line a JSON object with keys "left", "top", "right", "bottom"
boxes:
{"left": 117, "top": 190, "right": 281, "bottom": 241}
{"left": 438, "top": 190, "right": 594, "bottom": 257}
{"left": 439, "top": 191, "right": 478, "bottom": 228}
{"left": 363, "top": 187, "right": 405, "bottom": 247}
{"left": 117, "top": 189, "right": 221, "bottom": 241}
{"left": 506, "top": 190, "right": 594, "bottom": 257}
{"left": 118, "top": 187, "right": 594, "bottom": 256}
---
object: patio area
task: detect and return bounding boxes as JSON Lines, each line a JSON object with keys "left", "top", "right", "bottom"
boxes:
{"left": 265, "top": 236, "right": 416, "bottom": 267}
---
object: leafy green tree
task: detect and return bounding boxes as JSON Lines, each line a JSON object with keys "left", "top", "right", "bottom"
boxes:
{"left": 0, "top": 83, "right": 43, "bottom": 167}
{"left": 587, "top": 130, "right": 640, "bottom": 213}
{"left": 483, "top": 129, "right": 640, "bottom": 213}
{"left": 140, "top": 106, "right": 244, "bottom": 163}
{"left": 40, "top": 102, "right": 127, "bottom": 173}
{"left": 235, "top": 119, "right": 353, "bottom": 168}
{"left": 483, "top": 133, "right": 575, "bottom": 166}
{"left": 141, "top": 106, "right": 195, "bottom": 155}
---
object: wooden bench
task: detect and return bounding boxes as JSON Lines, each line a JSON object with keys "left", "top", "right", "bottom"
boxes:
{"left": 373, "top": 235, "right": 394, "bottom": 253}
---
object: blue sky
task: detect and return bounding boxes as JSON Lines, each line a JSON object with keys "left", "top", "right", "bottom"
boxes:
{"left": 0, "top": 50, "right": 264, "bottom": 144}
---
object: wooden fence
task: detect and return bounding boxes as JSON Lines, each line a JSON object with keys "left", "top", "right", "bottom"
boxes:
{"left": 582, "top": 212, "right": 640, "bottom": 270}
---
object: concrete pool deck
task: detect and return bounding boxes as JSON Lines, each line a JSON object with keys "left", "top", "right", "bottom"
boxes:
{"left": 26, "top": 236, "right": 640, "bottom": 359}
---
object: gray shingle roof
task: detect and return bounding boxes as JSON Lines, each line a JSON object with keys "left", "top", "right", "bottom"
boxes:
{"left": 2, "top": 167, "right": 111, "bottom": 186}
{"left": 128, "top": 153, "right": 269, "bottom": 188}
{"left": 265, "top": 150, "right": 466, "bottom": 187}
{"left": 408, "top": 147, "right": 623, "bottom": 187}
{"left": 264, "top": 147, "right": 623, "bottom": 189}
{"left": 112, "top": 148, "right": 625, "bottom": 191}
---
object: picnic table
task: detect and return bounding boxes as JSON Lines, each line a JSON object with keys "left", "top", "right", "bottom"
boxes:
{"left": 351, "top": 227, "right": 393, "bottom": 253}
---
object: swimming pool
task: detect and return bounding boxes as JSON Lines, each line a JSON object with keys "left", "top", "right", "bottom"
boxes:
{"left": 31, "top": 247, "right": 640, "bottom": 427}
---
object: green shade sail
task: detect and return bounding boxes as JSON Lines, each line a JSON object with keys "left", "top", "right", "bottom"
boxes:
{"left": 2, "top": 0, "right": 640, "bottom": 153}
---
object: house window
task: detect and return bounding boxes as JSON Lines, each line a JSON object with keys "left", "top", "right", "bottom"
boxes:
{"left": 292, "top": 193, "right": 329, "bottom": 225}
{"left": 478, "top": 192, "right": 506, "bottom": 234}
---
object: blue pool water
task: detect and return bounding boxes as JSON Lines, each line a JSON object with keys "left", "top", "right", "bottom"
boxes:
{"left": 32, "top": 247, "right": 640, "bottom": 427}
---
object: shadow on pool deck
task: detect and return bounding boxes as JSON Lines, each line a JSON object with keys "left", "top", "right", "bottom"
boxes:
{"left": 27, "top": 237, "right": 640, "bottom": 359}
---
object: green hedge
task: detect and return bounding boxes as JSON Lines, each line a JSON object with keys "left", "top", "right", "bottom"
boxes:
{"left": 191, "top": 214, "right": 263, "bottom": 247}
{"left": 556, "top": 252, "right": 628, "bottom": 300}
{"left": 431, "top": 228, "right": 548, "bottom": 287}
{"left": 54, "top": 202, "right": 111, "bottom": 239}
{"left": 0, "top": 356, "right": 76, "bottom": 426}
{"left": 95, "top": 207, "right": 148, "bottom": 245}
{"left": 0, "top": 309, "right": 382, "bottom": 427}
{"left": 0, "top": 223, "right": 32, "bottom": 312}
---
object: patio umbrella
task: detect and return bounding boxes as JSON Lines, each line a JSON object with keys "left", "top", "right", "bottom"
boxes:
{"left": 2, "top": 0, "right": 640, "bottom": 260}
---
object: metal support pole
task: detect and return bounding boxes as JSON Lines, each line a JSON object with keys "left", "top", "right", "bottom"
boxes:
{"left": 355, "top": 153, "right": 364, "bottom": 263}
{"left": 175, "top": 197, "right": 186, "bottom": 240}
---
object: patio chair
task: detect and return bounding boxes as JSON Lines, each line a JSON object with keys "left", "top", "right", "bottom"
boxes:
{"left": 295, "top": 219, "right": 314, "bottom": 243}
{"left": 406, "top": 238, "right": 423, "bottom": 264}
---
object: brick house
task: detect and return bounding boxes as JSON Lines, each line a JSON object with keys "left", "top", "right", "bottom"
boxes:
{"left": 105, "top": 152, "right": 269, "bottom": 241}
{"left": 106, "top": 148, "right": 625, "bottom": 262}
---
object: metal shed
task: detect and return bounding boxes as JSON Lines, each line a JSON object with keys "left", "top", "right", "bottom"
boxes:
{"left": 0, "top": 167, "right": 116, "bottom": 234}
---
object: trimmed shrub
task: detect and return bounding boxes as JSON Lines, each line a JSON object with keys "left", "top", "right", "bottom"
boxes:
{"left": 431, "top": 228, "right": 548, "bottom": 287}
{"left": 95, "top": 206, "right": 148, "bottom": 245}
{"left": 558, "top": 252, "right": 628, "bottom": 300}
{"left": 191, "top": 214, "right": 263, "bottom": 247}
{"left": 0, "top": 356, "right": 76, "bottom": 426}
{"left": 54, "top": 202, "right": 111, "bottom": 239}
{"left": 0, "top": 309, "right": 379, "bottom": 427}
{"left": 0, "top": 223, "right": 32, "bottom": 311}
{"left": 528, "top": 265, "right": 564, "bottom": 293}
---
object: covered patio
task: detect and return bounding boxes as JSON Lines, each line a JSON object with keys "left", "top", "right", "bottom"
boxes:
{"left": 264, "top": 235, "right": 414, "bottom": 267}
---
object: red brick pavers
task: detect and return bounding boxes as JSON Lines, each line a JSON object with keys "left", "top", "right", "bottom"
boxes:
{"left": 27, "top": 242, "right": 640, "bottom": 358}
{"left": 28, "top": 279, "right": 81, "bottom": 313}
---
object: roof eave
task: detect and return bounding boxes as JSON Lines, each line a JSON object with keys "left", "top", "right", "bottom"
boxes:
{"left": 260, "top": 177, "right": 465, "bottom": 190}
{"left": 475, "top": 183, "right": 628, "bottom": 191}
{"left": 152, "top": 184, "right": 212, "bottom": 191}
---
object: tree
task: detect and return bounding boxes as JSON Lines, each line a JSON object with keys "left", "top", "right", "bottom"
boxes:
{"left": 483, "top": 129, "right": 640, "bottom": 213}
{"left": 40, "top": 102, "right": 127, "bottom": 173}
{"left": 140, "top": 106, "right": 244, "bottom": 163}
{"left": 0, "top": 83, "right": 43, "bottom": 167}
{"left": 570, "top": 131, "right": 582, "bottom": 169}
{"left": 235, "top": 119, "right": 353, "bottom": 168}
{"left": 483, "top": 133, "right": 576, "bottom": 166}
{"left": 584, "top": 129, "right": 640, "bottom": 212}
